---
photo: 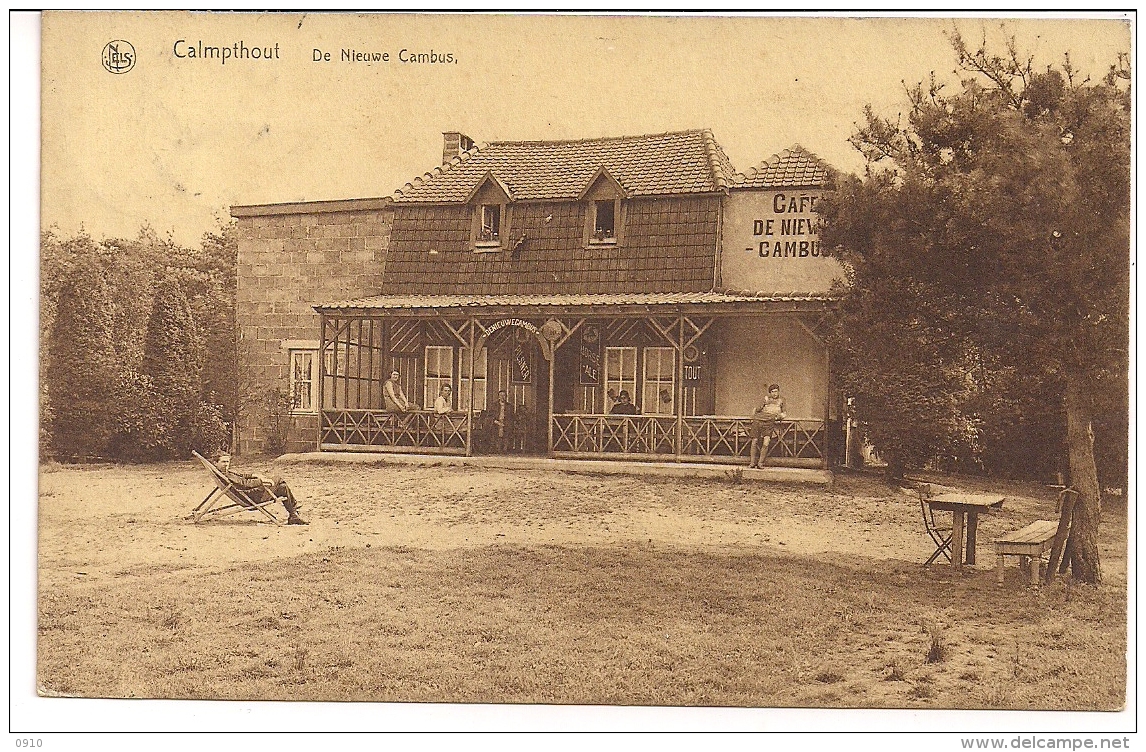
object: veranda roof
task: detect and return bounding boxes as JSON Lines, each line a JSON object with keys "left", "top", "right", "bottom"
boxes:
{"left": 315, "top": 291, "right": 836, "bottom": 315}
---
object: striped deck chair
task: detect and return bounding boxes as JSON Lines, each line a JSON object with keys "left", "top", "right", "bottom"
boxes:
{"left": 188, "top": 451, "right": 284, "bottom": 525}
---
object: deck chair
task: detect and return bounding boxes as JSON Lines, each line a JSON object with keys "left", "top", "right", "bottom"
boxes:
{"left": 919, "top": 484, "right": 954, "bottom": 565}
{"left": 189, "top": 451, "right": 284, "bottom": 525}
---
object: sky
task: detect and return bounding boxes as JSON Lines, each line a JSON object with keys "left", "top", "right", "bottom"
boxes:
{"left": 38, "top": 12, "right": 1131, "bottom": 247}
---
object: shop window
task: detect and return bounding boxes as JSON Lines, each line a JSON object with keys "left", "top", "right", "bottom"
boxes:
{"left": 424, "top": 345, "right": 453, "bottom": 408}
{"left": 459, "top": 346, "right": 488, "bottom": 411}
{"left": 642, "top": 347, "right": 676, "bottom": 416}
{"left": 289, "top": 349, "right": 316, "bottom": 414}
{"left": 604, "top": 346, "right": 637, "bottom": 413}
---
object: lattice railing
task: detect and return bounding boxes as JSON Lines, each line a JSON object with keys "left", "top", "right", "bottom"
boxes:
{"left": 553, "top": 414, "right": 825, "bottom": 460}
{"left": 321, "top": 409, "right": 469, "bottom": 450}
{"left": 551, "top": 414, "right": 677, "bottom": 455}
{"left": 682, "top": 416, "right": 824, "bottom": 460}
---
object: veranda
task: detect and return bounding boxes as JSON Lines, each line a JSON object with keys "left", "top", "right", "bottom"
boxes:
{"left": 313, "top": 294, "right": 835, "bottom": 468}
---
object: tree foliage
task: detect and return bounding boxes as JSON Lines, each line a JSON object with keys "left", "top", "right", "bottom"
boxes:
{"left": 819, "top": 30, "right": 1129, "bottom": 583}
{"left": 40, "top": 221, "right": 238, "bottom": 462}
{"left": 45, "top": 247, "right": 120, "bottom": 459}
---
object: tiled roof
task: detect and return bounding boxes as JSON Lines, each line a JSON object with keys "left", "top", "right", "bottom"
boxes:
{"left": 316, "top": 291, "right": 836, "bottom": 312}
{"left": 737, "top": 145, "right": 831, "bottom": 189}
{"left": 380, "top": 197, "right": 721, "bottom": 296}
{"left": 394, "top": 130, "right": 737, "bottom": 203}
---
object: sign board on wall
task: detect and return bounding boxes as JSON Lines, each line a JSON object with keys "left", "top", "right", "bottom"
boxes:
{"left": 579, "top": 324, "right": 602, "bottom": 385}
{"left": 720, "top": 190, "right": 845, "bottom": 294}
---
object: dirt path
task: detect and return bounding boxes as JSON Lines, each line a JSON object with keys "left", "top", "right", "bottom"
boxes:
{"left": 41, "top": 460, "right": 1115, "bottom": 589}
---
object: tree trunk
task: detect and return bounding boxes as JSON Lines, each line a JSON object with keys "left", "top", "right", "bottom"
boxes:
{"left": 1064, "top": 374, "right": 1102, "bottom": 584}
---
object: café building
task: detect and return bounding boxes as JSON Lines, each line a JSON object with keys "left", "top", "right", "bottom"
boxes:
{"left": 232, "top": 130, "right": 845, "bottom": 467}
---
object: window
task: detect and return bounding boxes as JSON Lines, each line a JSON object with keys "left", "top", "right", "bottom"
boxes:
{"left": 642, "top": 347, "right": 676, "bottom": 416}
{"left": 476, "top": 204, "right": 499, "bottom": 241}
{"left": 289, "top": 349, "right": 317, "bottom": 413}
{"left": 592, "top": 199, "right": 616, "bottom": 242}
{"left": 424, "top": 346, "right": 453, "bottom": 408}
{"left": 604, "top": 346, "right": 637, "bottom": 413}
{"left": 459, "top": 346, "right": 488, "bottom": 411}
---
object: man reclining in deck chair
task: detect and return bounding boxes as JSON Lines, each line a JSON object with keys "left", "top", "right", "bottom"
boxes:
{"left": 218, "top": 455, "right": 308, "bottom": 525}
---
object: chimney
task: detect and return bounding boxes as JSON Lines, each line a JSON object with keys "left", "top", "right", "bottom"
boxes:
{"left": 442, "top": 131, "right": 474, "bottom": 164}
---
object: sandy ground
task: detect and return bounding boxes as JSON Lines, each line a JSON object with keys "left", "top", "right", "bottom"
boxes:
{"left": 40, "top": 458, "right": 1119, "bottom": 590}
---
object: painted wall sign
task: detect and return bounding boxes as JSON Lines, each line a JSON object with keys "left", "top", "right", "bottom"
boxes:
{"left": 485, "top": 318, "right": 540, "bottom": 336}
{"left": 579, "top": 324, "right": 602, "bottom": 385}
{"left": 720, "top": 190, "right": 845, "bottom": 294}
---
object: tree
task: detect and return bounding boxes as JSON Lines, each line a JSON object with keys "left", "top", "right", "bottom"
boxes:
{"left": 46, "top": 248, "right": 119, "bottom": 459}
{"left": 820, "top": 31, "right": 1129, "bottom": 583}
{"left": 138, "top": 275, "right": 206, "bottom": 457}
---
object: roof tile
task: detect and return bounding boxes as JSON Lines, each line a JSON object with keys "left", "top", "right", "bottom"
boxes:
{"left": 736, "top": 145, "right": 831, "bottom": 189}
{"left": 316, "top": 291, "right": 836, "bottom": 311}
{"left": 393, "top": 130, "right": 740, "bottom": 203}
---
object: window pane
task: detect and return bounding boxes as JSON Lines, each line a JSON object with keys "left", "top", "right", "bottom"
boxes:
{"left": 424, "top": 346, "right": 453, "bottom": 408}
{"left": 594, "top": 200, "right": 615, "bottom": 237}
{"left": 481, "top": 205, "right": 500, "bottom": 240}
{"left": 605, "top": 346, "right": 637, "bottom": 412}
{"left": 290, "top": 350, "right": 316, "bottom": 413}
{"left": 642, "top": 347, "right": 675, "bottom": 415}
{"left": 459, "top": 347, "right": 488, "bottom": 412}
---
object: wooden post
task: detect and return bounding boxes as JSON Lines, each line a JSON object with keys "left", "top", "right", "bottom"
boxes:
{"left": 951, "top": 511, "right": 966, "bottom": 571}
{"left": 316, "top": 313, "right": 326, "bottom": 451}
{"left": 823, "top": 345, "right": 831, "bottom": 470}
{"left": 965, "top": 513, "right": 978, "bottom": 565}
{"left": 466, "top": 317, "right": 475, "bottom": 457}
{"left": 1043, "top": 489, "right": 1076, "bottom": 585}
{"left": 548, "top": 341, "right": 556, "bottom": 456}
{"left": 675, "top": 313, "right": 685, "bottom": 461}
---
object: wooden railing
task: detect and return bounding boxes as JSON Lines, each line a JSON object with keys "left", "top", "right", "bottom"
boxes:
{"left": 551, "top": 414, "right": 678, "bottom": 456}
{"left": 552, "top": 414, "right": 825, "bottom": 463}
{"left": 321, "top": 409, "right": 468, "bottom": 453}
{"left": 320, "top": 409, "right": 825, "bottom": 463}
{"left": 681, "top": 416, "right": 825, "bottom": 461}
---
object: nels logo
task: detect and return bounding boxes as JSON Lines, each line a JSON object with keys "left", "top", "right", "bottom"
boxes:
{"left": 102, "top": 40, "right": 136, "bottom": 74}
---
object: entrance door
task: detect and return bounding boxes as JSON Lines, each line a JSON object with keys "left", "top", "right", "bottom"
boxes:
{"left": 487, "top": 328, "right": 548, "bottom": 454}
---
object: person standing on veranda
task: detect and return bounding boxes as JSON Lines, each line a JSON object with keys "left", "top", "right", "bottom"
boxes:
{"left": 749, "top": 383, "right": 786, "bottom": 469}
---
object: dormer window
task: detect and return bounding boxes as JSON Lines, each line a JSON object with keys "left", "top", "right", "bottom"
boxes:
{"left": 480, "top": 204, "right": 501, "bottom": 242}
{"left": 592, "top": 200, "right": 616, "bottom": 242}
{"left": 579, "top": 166, "right": 626, "bottom": 248}
{"left": 467, "top": 172, "right": 513, "bottom": 252}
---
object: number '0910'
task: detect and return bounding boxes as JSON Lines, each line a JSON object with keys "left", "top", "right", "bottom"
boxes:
{"left": 15, "top": 740, "right": 42, "bottom": 748}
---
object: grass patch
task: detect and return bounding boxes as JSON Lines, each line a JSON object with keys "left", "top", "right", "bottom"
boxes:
{"left": 37, "top": 462, "right": 1127, "bottom": 709}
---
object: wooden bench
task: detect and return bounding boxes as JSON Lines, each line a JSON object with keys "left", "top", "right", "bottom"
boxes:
{"left": 995, "top": 520, "right": 1059, "bottom": 585}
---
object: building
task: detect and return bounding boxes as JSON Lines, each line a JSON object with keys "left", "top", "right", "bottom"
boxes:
{"left": 232, "top": 130, "right": 845, "bottom": 466}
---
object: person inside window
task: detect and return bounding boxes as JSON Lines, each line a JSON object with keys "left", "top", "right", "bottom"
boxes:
{"left": 433, "top": 384, "right": 453, "bottom": 414}
{"left": 749, "top": 383, "right": 787, "bottom": 469}
{"left": 609, "top": 390, "right": 640, "bottom": 415}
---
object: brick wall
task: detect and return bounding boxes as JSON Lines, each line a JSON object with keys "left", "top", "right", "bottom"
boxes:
{"left": 234, "top": 204, "right": 393, "bottom": 455}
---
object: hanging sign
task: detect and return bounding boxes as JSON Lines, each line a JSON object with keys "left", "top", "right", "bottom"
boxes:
{"left": 512, "top": 343, "right": 532, "bottom": 384}
{"left": 579, "top": 324, "right": 602, "bottom": 385}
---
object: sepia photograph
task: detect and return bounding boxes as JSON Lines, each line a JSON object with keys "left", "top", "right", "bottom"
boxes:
{"left": 16, "top": 9, "right": 1133, "bottom": 740}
